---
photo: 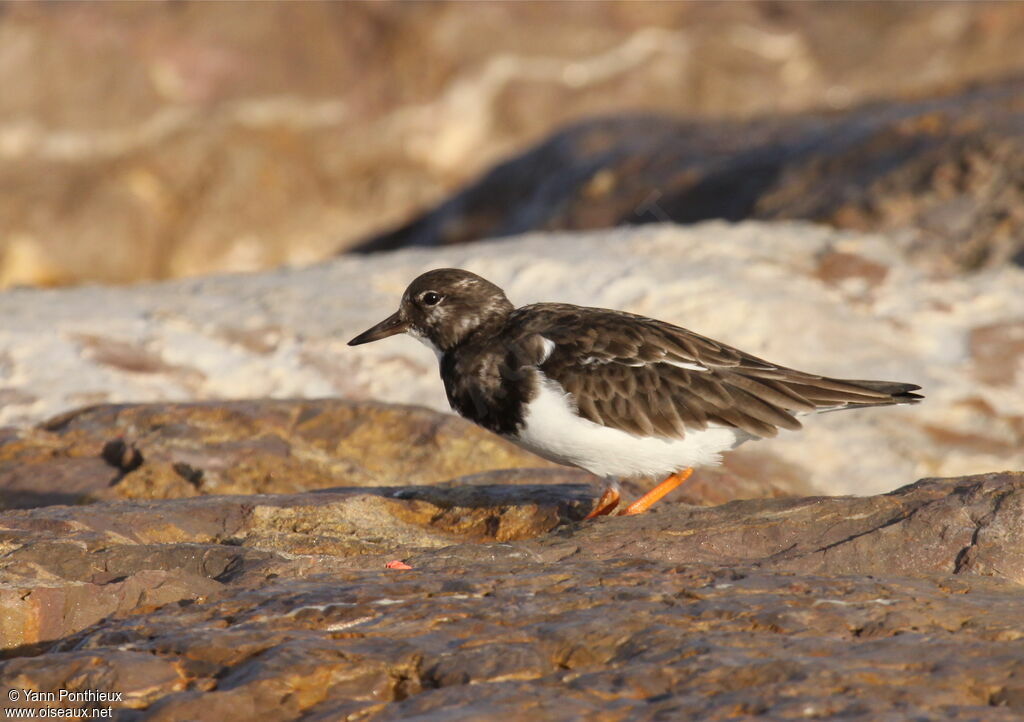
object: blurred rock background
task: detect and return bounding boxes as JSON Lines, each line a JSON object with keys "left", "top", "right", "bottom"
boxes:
{"left": 3, "top": 0, "right": 1024, "bottom": 287}
{"left": 2, "top": 223, "right": 1022, "bottom": 497}
{"left": 4, "top": 7, "right": 1024, "bottom": 711}
{"left": 2, "top": 1, "right": 1024, "bottom": 496}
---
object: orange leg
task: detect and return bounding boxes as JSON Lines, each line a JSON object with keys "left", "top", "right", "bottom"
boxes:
{"left": 584, "top": 486, "right": 621, "bottom": 519}
{"left": 618, "top": 468, "right": 694, "bottom": 516}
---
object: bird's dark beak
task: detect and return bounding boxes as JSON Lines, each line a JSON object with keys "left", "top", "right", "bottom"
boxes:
{"left": 347, "top": 311, "right": 409, "bottom": 346}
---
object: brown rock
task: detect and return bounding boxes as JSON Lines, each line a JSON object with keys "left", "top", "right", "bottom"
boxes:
{"left": 3, "top": 474, "right": 1024, "bottom": 719}
{"left": 1, "top": 399, "right": 805, "bottom": 511}
{"left": 0, "top": 477, "right": 594, "bottom": 649}
{"left": 970, "top": 320, "right": 1024, "bottom": 386}
{"left": 413, "top": 472, "right": 1024, "bottom": 585}
{"left": 0, "top": 399, "right": 561, "bottom": 507}
{"left": 7, "top": 3, "right": 1024, "bottom": 287}
{"left": 813, "top": 249, "right": 889, "bottom": 288}
{"left": 357, "top": 78, "right": 1024, "bottom": 272}
{"left": 0, "top": 570, "right": 222, "bottom": 651}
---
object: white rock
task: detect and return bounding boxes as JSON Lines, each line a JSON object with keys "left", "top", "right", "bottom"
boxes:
{"left": 2, "top": 221, "right": 1022, "bottom": 496}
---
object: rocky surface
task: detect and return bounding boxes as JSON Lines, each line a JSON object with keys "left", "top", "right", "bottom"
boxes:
{"left": 1, "top": 472, "right": 1024, "bottom": 720}
{"left": 0, "top": 399, "right": 805, "bottom": 512}
{"left": 0, "top": 400, "right": 559, "bottom": 508}
{"left": 359, "top": 78, "right": 1024, "bottom": 272}
{"left": 2, "top": 222, "right": 1022, "bottom": 496}
{"left": 6, "top": 6, "right": 1024, "bottom": 717}
{"left": 5, "top": 2, "right": 1024, "bottom": 286}
{"left": 0, "top": 477, "right": 595, "bottom": 651}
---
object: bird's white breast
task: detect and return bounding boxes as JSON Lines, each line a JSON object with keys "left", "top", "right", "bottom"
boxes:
{"left": 511, "top": 375, "right": 742, "bottom": 479}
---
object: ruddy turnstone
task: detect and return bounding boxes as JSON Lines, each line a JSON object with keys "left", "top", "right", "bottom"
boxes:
{"left": 349, "top": 269, "right": 922, "bottom": 517}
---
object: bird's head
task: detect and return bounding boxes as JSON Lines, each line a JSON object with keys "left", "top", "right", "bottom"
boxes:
{"left": 348, "top": 268, "right": 514, "bottom": 354}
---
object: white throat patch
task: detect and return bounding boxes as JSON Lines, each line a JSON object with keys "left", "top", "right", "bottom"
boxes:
{"left": 407, "top": 327, "right": 443, "bottom": 361}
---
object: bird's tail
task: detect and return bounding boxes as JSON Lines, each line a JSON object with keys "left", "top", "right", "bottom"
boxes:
{"left": 844, "top": 379, "right": 922, "bottom": 402}
{"left": 817, "top": 378, "right": 923, "bottom": 411}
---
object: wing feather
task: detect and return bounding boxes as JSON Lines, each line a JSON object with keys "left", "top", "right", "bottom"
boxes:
{"left": 506, "top": 305, "right": 919, "bottom": 442}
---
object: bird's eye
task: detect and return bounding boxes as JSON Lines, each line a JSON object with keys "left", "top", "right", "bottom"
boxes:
{"left": 421, "top": 291, "right": 442, "bottom": 306}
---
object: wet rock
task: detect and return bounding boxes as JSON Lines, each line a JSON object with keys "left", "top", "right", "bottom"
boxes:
{"left": 0, "top": 570, "right": 223, "bottom": 652}
{"left": 1, "top": 399, "right": 803, "bottom": 513}
{"left": 356, "top": 78, "right": 1024, "bottom": 272}
{"left": 469, "top": 471, "right": 1024, "bottom": 584}
{"left": 1, "top": 473, "right": 1024, "bottom": 719}
{"left": 0, "top": 399, "right": 560, "bottom": 508}
{"left": 0, "top": 477, "right": 595, "bottom": 649}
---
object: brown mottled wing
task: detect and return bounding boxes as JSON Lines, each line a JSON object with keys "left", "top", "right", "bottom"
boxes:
{"left": 509, "top": 304, "right": 921, "bottom": 440}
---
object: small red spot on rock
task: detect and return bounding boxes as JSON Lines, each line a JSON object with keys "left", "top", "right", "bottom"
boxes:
{"left": 385, "top": 560, "right": 412, "bottom": 570}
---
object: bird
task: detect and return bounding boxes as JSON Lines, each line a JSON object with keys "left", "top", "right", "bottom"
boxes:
{"left": 348, "top": 268, "right": 922, "bottom": 518}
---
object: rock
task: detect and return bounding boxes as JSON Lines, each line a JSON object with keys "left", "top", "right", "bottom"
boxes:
{"left": 7, "top": 3, "right": 1024, "bottom": 287}
{"left": 2, "top": 222, "right": 1021, "bottom": 496}
{"left": 0, "top": 479, "right": 596, "bottom": 650}
{"left": 356, "top": 78, "right": 1024, "bottom": 272}
{"left": 0, "top": 398, "right": 808, "bottom": 511}
{"left": 0, "top": 399, "right": 561, "bottom": 508}
{"left": 0, "top": 570, "right": 223, "bottom": 652}
{"left": 465, "top": 472, "right": 1024, "bottom": 584}
{"left": 2, "top": 473, "right": 1024, "bottom": 719}
{"left": 970, "top": 320, "right": 1024, "bottom": 387}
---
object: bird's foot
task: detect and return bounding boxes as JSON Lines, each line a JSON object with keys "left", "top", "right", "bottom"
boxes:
{"left": 584, "top": 486, "right": 621, "bottom": 519}
{"left": 618, "top": 468, "right": 694, "bottom": 515}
